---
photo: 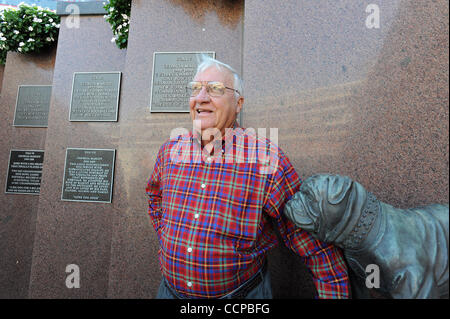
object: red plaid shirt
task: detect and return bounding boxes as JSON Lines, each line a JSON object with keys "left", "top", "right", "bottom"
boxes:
{"left": 146, "top": 128, "right": 349, "bottom": 298}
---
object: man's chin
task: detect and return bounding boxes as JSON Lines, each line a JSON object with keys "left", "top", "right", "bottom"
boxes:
{"left": 194, "top": 120, "right": 218, "bottom": 132}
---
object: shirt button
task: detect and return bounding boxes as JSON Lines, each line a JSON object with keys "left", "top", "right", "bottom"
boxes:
{"left": 187, "top": 282, "right": 192, "bottom": 287}
{"left": 187, "top": 247, "right": 192, "bottom": 253}
{"left": 194, "top": 214, "right": 199, "bottom": 219}
{"left": 201, "top": 183, "right": 206, "bottom": 189}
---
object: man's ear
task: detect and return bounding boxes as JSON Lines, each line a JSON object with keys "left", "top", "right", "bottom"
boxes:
{"left": 236, "top": 96, "right": 244, "bottom": 114}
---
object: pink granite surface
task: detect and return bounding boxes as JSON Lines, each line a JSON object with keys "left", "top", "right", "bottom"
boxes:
{"left": 28, "top": 16, "right": 126, "bottom": 298}
{"left": 0, "top": 49, "right": 56, "bottom": 298}
{"left": 243, "top": 0, "right": 448, "bottom": 207}
{"left": 243, "top": 0, "right": 448, "bottom": 297}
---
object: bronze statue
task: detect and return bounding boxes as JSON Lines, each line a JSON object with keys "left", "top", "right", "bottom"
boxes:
{"left": 284, "top": 174, "right": 449, "bottom": 299}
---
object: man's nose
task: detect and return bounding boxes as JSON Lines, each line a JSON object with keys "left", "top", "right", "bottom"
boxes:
{"left": 196, "top": 86, "right": 210, "bottom": 101}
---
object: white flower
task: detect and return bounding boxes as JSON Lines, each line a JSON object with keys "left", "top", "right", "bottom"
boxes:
{"left": 27, "top": 38, "right": 35, "bottom": 42}
{"left": 28, "top": 26, "right": 33, "bottom": 31}
{"left": 0, "top": 32, "right": 3, "bottom": 37}
{"left": 111, "top": 37, "right": 116, "bottom": 43}
{"left": 46, "top": 37, "right": 52, "bottom": 42}
{"left": 121, "top": 14, "right": 128, "bottom": 20}
{"left": 55, "top": 24, "right": 60, "bottom": 28}
{"left": 0, "top": 37, "right": 6, "bottom": 41}
{"left": 13, "top": 30, "right": 20, "bottom": 35}
{"left": 18, "top": 47, "right": 22, "bottom": 52}
{"left": 49, "top": 18, "right": 53, "bottom": 23}
{"left": 19, "top": 42, "right": 25, "bottom": 47}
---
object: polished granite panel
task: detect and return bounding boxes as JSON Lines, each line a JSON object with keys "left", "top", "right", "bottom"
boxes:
{"left": 0, "top": 49, "right": 56, "bottom": 298}
{"left": 108, "top": 0, "right": 244, "bottom": 298}
{"left": 0, "top": 65, "right": 4, "bottom": 93}
{"left": 28, "top": 16, "right": 126, "bottom": 298}
{"left": 244, "top": 0, "right": 448, "bottom": 297}
{"left": 244, "top": 0, "right": 448, "bottom": 206}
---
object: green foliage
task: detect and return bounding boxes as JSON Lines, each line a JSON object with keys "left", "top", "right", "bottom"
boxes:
{"left": 103, "top": 0, "right": 131, "bottom": 50}
{"left": 0, "top": 3, "right": 60, "bottom": 65}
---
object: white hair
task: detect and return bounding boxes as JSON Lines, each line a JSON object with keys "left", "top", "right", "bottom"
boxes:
{"left": 195, "top": 55, "right": 244, "bottom": 98}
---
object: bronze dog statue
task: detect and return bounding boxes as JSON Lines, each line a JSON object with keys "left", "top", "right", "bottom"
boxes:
{"left": 284, "top": 174, "right": 449, "bottom": 299}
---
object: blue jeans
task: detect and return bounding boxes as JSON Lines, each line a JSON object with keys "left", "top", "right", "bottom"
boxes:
{"left": 156, "top": 268, "right": 273, "bottom": 299}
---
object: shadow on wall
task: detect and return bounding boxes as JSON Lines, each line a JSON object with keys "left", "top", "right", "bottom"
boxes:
{"left": 0, "top": 65, "right": 4, "bottom": 94}
{"left": 167, "top": 0, "right": 243, "bottom": 27}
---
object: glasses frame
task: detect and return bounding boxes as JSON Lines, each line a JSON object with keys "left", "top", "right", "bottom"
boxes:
{"left": 187, "top": 81, "right": 240, "bottom": 97}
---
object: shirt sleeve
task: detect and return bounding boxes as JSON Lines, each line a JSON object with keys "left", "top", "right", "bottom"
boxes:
{"left": 263, "top": 150, "right": 350, "bottom": 299}
{"left": 145, "top": 143, "right": 165, "bottom": 235}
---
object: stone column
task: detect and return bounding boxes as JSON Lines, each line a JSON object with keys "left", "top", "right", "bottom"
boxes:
{"left": 28, "top": 7, "right": 126, "bottom": 297}
{"left": 0, "top": 49, "right": 56, "bottom": 298}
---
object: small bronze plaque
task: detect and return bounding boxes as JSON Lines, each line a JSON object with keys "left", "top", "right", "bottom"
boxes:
{"left": 13, "top": 85, "right": 52, "bottom": 127}
{"left": 5, "top": 150, "right": 44, "bottom": 194}
{"left": 70, "top": 72, "right": 121, "bottom": 121}
{"left": 61, "top": 148, "right": 115, "bottom": 203}
{"left": 150, "top": 52, "right": 215, "bottom": 112}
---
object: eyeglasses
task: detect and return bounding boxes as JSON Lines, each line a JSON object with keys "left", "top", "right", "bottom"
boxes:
{"left": 187, "top": 81, "right": 240, "bottom": 97}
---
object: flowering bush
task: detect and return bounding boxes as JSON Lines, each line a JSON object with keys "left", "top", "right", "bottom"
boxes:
{"left": 0, "top": 3, "right": 60, "bottom": 65}
{"left": 103, "top": 0, "right": 131, "bottom": 49}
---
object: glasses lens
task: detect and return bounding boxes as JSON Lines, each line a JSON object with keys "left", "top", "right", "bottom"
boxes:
{"left": 207, "top": 82, "right": 225, "bottom": 97}
{"left": 187, "top": 82, "right": 202, "bottom": 96}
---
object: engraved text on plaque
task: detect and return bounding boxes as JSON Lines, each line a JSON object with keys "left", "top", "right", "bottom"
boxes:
{"left": 61, "top": 148, "right": 115, "bottom": 203}
{"left": 5, "top": 150, "right": 44, "bottom": 194}
{"left": 150, "top": 52, "right": 215, "bottom": 112}
{"left": 70, "top": 72, "right": 121, "bottom": 121}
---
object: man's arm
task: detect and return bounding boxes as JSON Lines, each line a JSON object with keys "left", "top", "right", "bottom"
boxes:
{"left": 145, "top": 144, "right": 165, "bottom": 235}
{"left": 263, "top": 152, "right": 350, "bottom": 299}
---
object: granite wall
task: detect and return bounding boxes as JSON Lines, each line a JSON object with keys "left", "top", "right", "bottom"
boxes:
{"left": 0, "top": 65, "right": 4, "bottom": 93}
{"left": 28, "top": 15, "right": 126, "bottom": 298}
{"left": 0, "top": 49, "right": 56, "bottom": 298}
{"left": 243, "top": 0, "right": 449, "bottom": 297}
{"left": 0, "top": 0, "right": 448, "bottom": 299}
{"left": 243, "top": 0, "right": 448, "bottom": 207}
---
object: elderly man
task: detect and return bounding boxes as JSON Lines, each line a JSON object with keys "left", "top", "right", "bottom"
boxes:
{"left": 146, "top": 57, "right": 349, "bottom": 299}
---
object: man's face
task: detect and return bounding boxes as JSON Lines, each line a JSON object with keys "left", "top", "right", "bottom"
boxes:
{"left": 189, "top": 66, "right": 243, "bottom": 135}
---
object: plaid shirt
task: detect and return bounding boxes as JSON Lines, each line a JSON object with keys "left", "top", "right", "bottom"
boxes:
{"left": 146, "top": 128, "right": 349, "bottom": 298}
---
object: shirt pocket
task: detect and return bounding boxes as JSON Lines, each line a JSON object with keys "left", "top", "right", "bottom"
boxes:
{"left": 214, "top": 166, "right": 265, "bottom": 252}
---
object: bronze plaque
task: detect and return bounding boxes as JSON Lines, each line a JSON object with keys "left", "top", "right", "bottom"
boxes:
{"left": 5, "top": 150, "right": 44, "bottom": 195}
{"left": 13, "top": 85, "right": 52, "bottom": 127}
{"left": 69, "top": 72, "right": 121, "bottom": 121}
{"left": 61, "top": 148, "right": 115, "bottom": 203}
{"left": 150, "top": 52, "right": 215, "bottom": 112}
